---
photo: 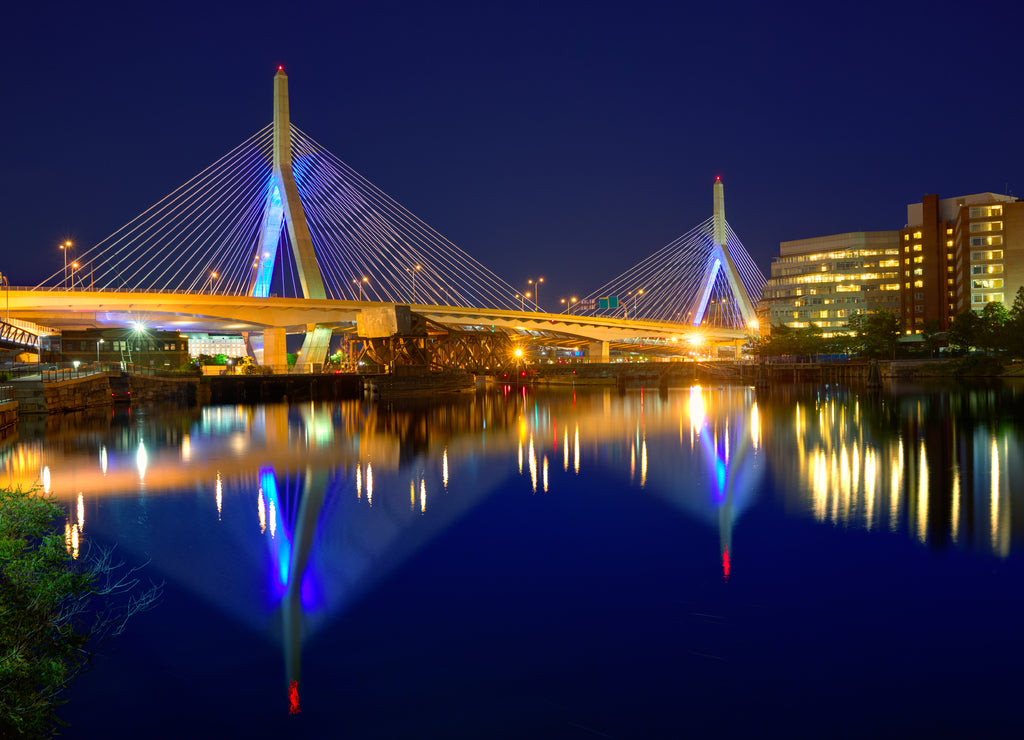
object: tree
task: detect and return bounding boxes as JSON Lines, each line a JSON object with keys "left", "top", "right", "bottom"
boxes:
{"left": 1, "top": 488, "right": 161, "bottom": 737}
{"left": 921, "top": 319, "right": 943, "bottom": 358}
{"left": 978, "top": 302, "right": 1009, "bottom": 356}
{"left": 947, "top": 310, "right": 981, "bottom": 354}
{"left": 1006, "top": 287, "right": 1024, "bottom": 360}
{"left": 846, "top": 309, "right": 900, "bottom": 359}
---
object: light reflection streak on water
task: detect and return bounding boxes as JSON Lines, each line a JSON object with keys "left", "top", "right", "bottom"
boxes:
{"left": 890, "top": 439, "right": 903, "bottom": 532}
{"left": 751, "top": 402, "right": 760, "bottom": 451}
{"left": 258, "top": 488, "right": 267, "bottom": 534}
{"left": 137, "top": 442, "right": 148, "bottom": 482}
{"left": 100, "top": 447, "right": 108, "bottom": 476}
{"left": 950, "top": 466, "right": 960, "bottom": 543}
{"left": 991, "top": 438, "right": 999, "bottom": 552}
{"left": 42, "top": 465, "right": 51, "bottom": 493}
{"left": 366, "top": 464, "right": 373, "bottom": 507}
{"left": 269, "top": 499, "right": 278, "bottom": 539}
{"left": 181, "top": 434, "right": 191, "bottom": 462}
{"left": 442, "top": 449, "right": 448, "bottom": 491}
{"left": 640, "top": 437, "right": 647, "bottom": 489}
{"left": 77, "top": 493, "right": 84, "bottom": 531}
{"left": 864, "top": 449, "right": 877, "bottom": 530}
{"left": 630, "top": 444, "right": 635, "bottom": 482}
{"left": 410, "top": 480, "right": 415, "bottom": 510}
{"left": 420, "top": 478, "right": 426, "bottom": 513}
{"left": 573, "top": 427, "right": 580, "bottom": 475}
{"left": 356, "top": 465, "right": 362, "bottom": 499}
{"left": 216, "top": 473, "right": 223, "bottom": 521}
{"left": 917, "top": 441, "right": 928, "bottom": 544}
{"left": 543, "top": 456, "right": 549, "bottom": 493}
{"left": 529, "top": 435, "right": 538, "bottom": 493}
{"left": 563, "top": 429, "right": 569, "bottom": 471}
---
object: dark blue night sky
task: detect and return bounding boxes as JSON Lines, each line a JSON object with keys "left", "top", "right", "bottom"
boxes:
{"left": 5, "top": 0, "right": 1022, "bottom": 303}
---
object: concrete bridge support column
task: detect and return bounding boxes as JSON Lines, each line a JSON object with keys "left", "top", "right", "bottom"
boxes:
{"left": 263, "top": 328, "right": 287, "bottom": 370}
{"left": 588, "top": 341, "right": 610, "bottom": 362}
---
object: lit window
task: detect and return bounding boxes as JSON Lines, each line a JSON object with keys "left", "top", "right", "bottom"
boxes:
{"left": 913, "top": 231, "right": 922, "bottom": 239}
{"left": 969, "top": 221, "right": 1002, "bottom": 233}
{"left": 970, "top": 249, "right": 1003, "bottom": 261}
{"left": 913, "top": 256, "right": 923, "bottom": 263}
{"left": 913, "top": 245, "right": 922, "bottom": 252}
{"left": 913, "top": 268, "right": 923, "bottom": 276}
{"left": 914, "top": 280, "right": 924, "bottom": 287}
{"left": 904, "top": 234, "right": 910, "bottom": 241}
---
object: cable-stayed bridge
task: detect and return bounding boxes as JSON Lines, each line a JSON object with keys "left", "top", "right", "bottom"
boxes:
{"left": 11, "top": 68, "right": 766, "bottom": 368}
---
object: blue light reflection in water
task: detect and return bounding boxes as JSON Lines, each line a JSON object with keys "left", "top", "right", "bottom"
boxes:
{"left": 1, "top": 382, "right": 1020, "bottom": 736}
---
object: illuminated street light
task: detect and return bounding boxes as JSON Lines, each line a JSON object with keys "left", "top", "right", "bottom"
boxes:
{"left": 70, "top": 262, "right": 80, "bottom": 291}
{"left": 407, "top": 264, "right": 422, "bottom": 303}
{"left": 206, "top": 271, "right": 218, "bottom": 294}
{"left": 526, "top": 277, "right": 544, "bottom": 311}
{"left": 560, "top": 296, "right": 578, "bottom": 314}
{"left": 59, "top": 240, "right": 72, "bottom": 289}
{"left": 0, "top": 272, "right": 8, "bottom": 323}
{"left": 352, "top": 276, "right": 368, "bottom": 302}
{"left": 96, "top": 338, "right": 103, "bottom": 363}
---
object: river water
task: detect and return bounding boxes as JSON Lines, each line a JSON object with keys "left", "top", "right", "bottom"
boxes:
{"left": 5, "top": 381, "right": 1024, "bottom": 738}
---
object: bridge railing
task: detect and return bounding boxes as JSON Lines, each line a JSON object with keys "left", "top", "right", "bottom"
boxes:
{"left": 0, "top": 385, "right": 11, "bottom": 404}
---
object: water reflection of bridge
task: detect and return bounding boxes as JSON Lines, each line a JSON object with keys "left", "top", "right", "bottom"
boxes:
{"left": 2, "top": 387, "right": 765, "bottom": 710}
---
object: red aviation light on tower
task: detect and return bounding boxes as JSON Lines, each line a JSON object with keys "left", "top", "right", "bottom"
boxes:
{"left": 278, "top": 65, "right": 284, "bottom": 72}
{"left": 715, "top": 175, "right": 721, "bottom": 181}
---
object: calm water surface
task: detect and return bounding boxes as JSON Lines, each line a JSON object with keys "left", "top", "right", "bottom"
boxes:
{"left": 5, "top": 382, "right": 1024, "bottom": 738}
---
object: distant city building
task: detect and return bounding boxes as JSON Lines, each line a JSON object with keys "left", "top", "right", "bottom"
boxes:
{"left": 760, "top": 231, "right": 900, "bottom": 334}
{"left": 185, "top": 333, "right": 248, "bottom": 359}
{"left": 901, "top": 193, "right": 1022, "bottom": 333}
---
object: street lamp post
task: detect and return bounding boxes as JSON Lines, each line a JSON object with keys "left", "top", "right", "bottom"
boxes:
{"left": 70, "top": 262, "right": 80, "bottom": 290}
{"left": 408, "top": 264, "right": 421, "bottom": 304}
{"left": 526, "top": 277, "right": 544, "bottom": 311}
{"left": 560, "top": 296, "right": 577, "bottom": 314}
{"left": 0, "top": 272, "right": 8, "bottom": 323}
{"left": 516, "top": 291, "right": 532, "bottom": 311}
{"left": 352, "top": 276, "right": 369, "bottom": 301}
{"left": 59, "top": 241, "right": 71, "bottom": 289}
{"left": 96, "top": 338, "right": 103, "bottom": 363}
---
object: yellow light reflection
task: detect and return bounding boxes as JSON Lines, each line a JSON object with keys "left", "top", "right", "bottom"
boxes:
{"left": 70, "top": 521, "right": 79, "bottom": 560}
{"left": 543, "top": 455, "right": 549, "bottom": 493}
{"left": 367, "top": 463, "right": 374, "bottom": 506}
{"left": 916, "top": 441, "right": 928, "bottom": 544}
{"left": 950, "top": 466, "right": 960, "bottom": 544}
{"left": 420, "top": 478, "right": 427, "bottom": 513}
{"left": 181, "top": 434, "right": 192, "bottom": 462}
{"left": 518, "top": 440, "right": 523, "bottom": 475}
{"left": 750, "top": 402, "right": 760, "bottom": 451}
{"left": 269, "top": 500, "right": 277, "bottom": 539}
{"left": 99, "top": 447, "right": 108, "bottom": 476}
{"left": 689, "top": 386, "right": 705, "bottom": 437}
{"left": 442, "top": 448, "right": 449, "bottom": 490}
{"left": 563, "top": 429, "right": 569, "bottom": 471}
{"left": 42, "top": 466, "right": 51, "bottom": 494}
{"left": 573, "top": 426, "right": 580, "bottom": 475}
{"left": 640, "top": 437, "right": 647, "bottom": 489}
{"left": 410, "top": 480, "right": 416, "bottom": 510}
{"left": 630, "top": 443, "right": 635, "bottom": 481}
{"left": 77, "top": 493, "right": 84, "bottom": 531}
{"left": 356, "top": 465, "right": 362, "bottom": 498}
{"left": 864, "top": 449, "right": 876, "bottom": 531}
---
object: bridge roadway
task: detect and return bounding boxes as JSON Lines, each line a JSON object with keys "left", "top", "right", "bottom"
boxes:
{"left": 7, "top": 288, "right": 749, "bottom": 347}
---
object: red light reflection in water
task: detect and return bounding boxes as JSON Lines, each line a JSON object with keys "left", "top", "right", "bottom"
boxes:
{"left": 722, "top": 546, "right": 730, "bottom": 582}
{"left": 288, "top": 680, "right": 301, "bottom": 714}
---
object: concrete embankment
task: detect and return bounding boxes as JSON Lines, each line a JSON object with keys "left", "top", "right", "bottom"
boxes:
{"left": 11, "top": 372, "right": 205, "bottom": 414}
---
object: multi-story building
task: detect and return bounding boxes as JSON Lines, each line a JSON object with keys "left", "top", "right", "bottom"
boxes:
{"left": 901, "top": 192, "right": 1022, "bottom": 333}
{"left": 184, "top": 332, "right": 248, "bottom": 359}
{"left": 761, "top": 231, "right": 901, "bottom": 334}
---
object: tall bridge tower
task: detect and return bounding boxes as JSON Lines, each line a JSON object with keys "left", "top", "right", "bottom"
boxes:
{"left": 692, "top": 177, "right": 759, "bottom": 329}
{"left": 251, "top": 67, "right": 332, "bottom": 368}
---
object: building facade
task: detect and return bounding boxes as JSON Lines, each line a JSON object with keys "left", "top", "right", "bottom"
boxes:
{"left": 900, "top": 192, "right": 1021, "bottom": 333}
{"left": 184, "top": 333, "right": 248, "bottom": 359}
{"left": 59, "top": 329, "right": 190, "bottom": 368}
{"left": 761, "top": 231, "right": 901, "bottom": 333}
